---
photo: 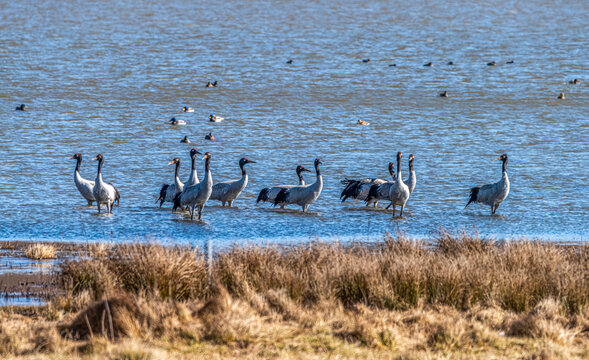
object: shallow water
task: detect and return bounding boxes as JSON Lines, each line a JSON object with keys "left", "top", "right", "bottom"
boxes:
{"left": 0, "top": 0, "right": 588, "bottom": 244}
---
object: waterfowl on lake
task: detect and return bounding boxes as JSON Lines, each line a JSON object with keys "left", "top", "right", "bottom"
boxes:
{"left": 424, "top": 62, "right": 433, "bottom": 67}
{"left": 205, "top": 132, "right": 214, "bottom": 141}
{"left": 182, "top": 106, "right": 194, "bottom": 113}
{"left": 181, "top": 136, "right": 190, "bottom": 143}
{"left": 173, "top": 152, "right": 213, "bottom": 220}
{"left": 257, "top": 165, "right": 310, "bottom": 207}
{"left": 569, "top": 79, "right": 580, "bottom": 84}
{"left": 340, "top": 162, "right": 393, "bottom": 205}
{"left": 205, "top": 81, "right": 218, "bottom": 88}
{"left": 91, "top": 154, "right": 120, "bottom": 214}
{"left": 558, "top": 92, "right": 565, "bottom": 99}
{"left": 388, "top": 152, "right": 410, "bottom": 217}
{"left": 466, "top": 154, "right": 510, "bottom": 215}
{"left": 357, "top": 120, "right": 370, "bottom": 125}
{"left": 440, "top": 91, "right": 448, "bottom": 97}
{"left": 68, "top": 153, "right": 95, "bottom": 205}
{"left": 209, "top": 114, "right": 224, "bottom": 122}
{"left": 362, "top": 58, "right": 370, "bottom": 63}
{"left": 286, "top": 59, "right": 293, "bottom": 64}
{"left": 487, "top": 61, "right": 496, "bottom": 66}
{"left": 157, "top": 158, "right": 184, "bottom": 207}
{"left": 15, "top": 104, "right": 27, "bottom": 111}
{"left": 389, "top": 63, "right": 397, "bottom": 67}
{"left": 169, "top": 117, "right": 186, "bottom": 125}
{"left": 447, "top": 61, "right": 454, "bottom": 65}
{"left": 506, "top": 60, "right": 514, "bottom": 64}
{"left": 365, "top": 162, "right": 397, "bottom": 208}
{"left": 209, "top": 158, "right": 256, "bottom": 207}
{"left": 274, "top": 159, "right": 323, "bottom": 212}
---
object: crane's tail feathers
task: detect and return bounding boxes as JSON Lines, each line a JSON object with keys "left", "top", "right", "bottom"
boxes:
{"left": 113, "top": 186, "right": 120, "bottom": 206}
{"left": 274, "top": 188, "right": 288, "bottom": 206}
{"left": 365, "top": 184, "right": 380, "bottom": 204}
{"left": 465, "top": 187, "right": 480, "bottom": 208}
{"left": 257, "top": 188, "right": 270, "bottom": 203}
{"left": 158, "top": 184, "right": 169, "bottom": 207}
{"left": 340, "top": 180, "right": 362, "bottom": 202}
{"left": 172, "top": 192, "right": 182, "bottom": 211}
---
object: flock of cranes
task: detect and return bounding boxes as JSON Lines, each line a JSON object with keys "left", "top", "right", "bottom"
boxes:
{"left": 68, "top": 149, "right": 510, "bottom": 220}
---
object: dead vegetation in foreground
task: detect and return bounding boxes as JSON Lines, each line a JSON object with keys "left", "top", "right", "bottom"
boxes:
{"left": 1, "top": 232, "right": 588, "bottom": 359}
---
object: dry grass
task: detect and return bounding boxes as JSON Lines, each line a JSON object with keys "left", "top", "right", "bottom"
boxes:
{"left": 24, "top": 244, "right": 57, "bottom": 260}
{"left": 1, "top": 233, "right": 588, "bottom": 359}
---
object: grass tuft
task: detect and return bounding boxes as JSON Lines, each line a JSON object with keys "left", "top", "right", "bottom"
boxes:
{"left": 24, "top": 243, "right": 57, "bottom": 260}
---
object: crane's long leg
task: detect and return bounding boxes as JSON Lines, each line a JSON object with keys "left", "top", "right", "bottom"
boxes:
{"left": 190, "top": 204, "right": 196, "bottom": 220}
{"left": 228, "top": 200, "right": 233, "bottom": 207}
{"left": 302, "top": 204, "right": 309, "bottom": 212}
{"left": 198, "top": 205, "right": 203, "bottom": 220}
{"left": 386, "top": 202, "right": 393, "bottom": 210}
{"left": 107, "top": 202, "right": 111, "bottom": 214}
{"left": 392, "top": 205, "right": 396, "bottom": 217}
{"left": 400, "top": 204, "right": 405, "bottom": 217}
{"left": 87, "top": 200, "right": 93, "bottom": 206}
{"left": 97, "top": 203, "right": 101, "bottom": 213}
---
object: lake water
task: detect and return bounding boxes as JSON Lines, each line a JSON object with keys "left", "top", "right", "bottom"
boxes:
{"left": 0, "top": 0, "right": 587, "bottom": 245}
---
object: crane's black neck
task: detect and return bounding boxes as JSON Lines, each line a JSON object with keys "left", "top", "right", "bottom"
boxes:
{"left": 396, "top": 155, "right": 402, "bottom": 177}
{"left": 298, "top": 173, "right": 304, "bottom": 183}
{"left": 96, "top": 158, "right": 104, "bottom": 176}
{"left": 240, "top": 161, "right": 247, "bottom": 176}
{"left": 174, "top": 161, "right": 181, "bottom": 178}
{"left": 409, "top": 159, "right": 414, "bottom": 172}
{"left": 191, "top": 155, "right": 196, "bottom": 171}
{"left": 205, "top": 157, "right": 211, "bottom": 173}
{"left": 315, "top": 163, "right": 321, "bottom": 177}
{"left": 502, "top": 158, "right": 508, "bottom": 173}
{"left": 75, "top": 157, "right": 82, "bottom": 172}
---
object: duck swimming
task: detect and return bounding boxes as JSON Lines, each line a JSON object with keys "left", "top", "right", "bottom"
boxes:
{"left": 424, "top": 62, "right": 433, "bottom": 67}
{"left": 182, "top": 106, "right": 194, "bottom": 113}
{"left": 205, "top": 132, "right": 215, "bottom": 141}
{"left": 506, "top": 60, "right": 514, "bottom": 64}
{"left": 569, "top": 79, "right": 580, "bottom": 84}
{"left": 447, "top": 61, "right": 454, "bottom": 65}
{"left": 181, "top": 136, "right": 191, "bottom": 143}
{"left": 439, "top": 91, "right": 448, "bottom": 97}
{"left": 357, "top": 120, "right": 370, "bottom": 125}
{"left": 209, "top": 114, "right": 224, "bottom": 122}
{"left": 487, "top": 61, "right": 496, "bottom": 66}
{"left": 15, "top": 104, "right": 27, "bottom": 111}
{"left": 286, "top": 59, "right": 293, "bottom": 64}
{"left": 205, "top": 81, "right": 218, "bottom": 88}
{"left": 169, "top": 117, "right": 186, "bottom": 125}
{"left": 362, "top": 58, "right": 370, "bottom": 63}
{"left": 558, "top": 92, "right": 565, "bottom": 99}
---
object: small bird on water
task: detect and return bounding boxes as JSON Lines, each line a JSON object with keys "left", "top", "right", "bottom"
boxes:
{"left": 558, "top": 92, "right": 565, "bottom": 99}
{"left": 424, "top": 62, "right": 433, "bottom": 67}
{"left": 209, "top": 114, "right": 224, "bottom": 122}
{"left": 487, "top": 61, "right": 497, "bottom": 66}
{"left": 205, "top": 81, "right": 218, "bottom": 88}
{"left": 439, "top": 91, "right": 448, "bottom": 97}
{"left": 169, "top": 117, "right": 186, "bottom": 125}
{"left": 357, "top": 120, "right": 370, "bottom": 125}
{"left": 569, "top": 79, "right": 580, "bottom": 84}
{"left": 15, "top": 104, "right": 27, "bottom": 111}
{"left": 181, "top": 136, "right": 191, "bottom": 143}
{"left": 362, "top": 58, "right": 370, "bottom": 63}
{"left": 182, "top": 106, "right": 194, "bottom": 113}
{"left": 205, "top": 132, "right": 215, "bottom": 141}
{"left": 447, "top": 61, "right": 454, "bottom": 65}
{"left": 286, "top": 59, "right": 293, "bottom": 64}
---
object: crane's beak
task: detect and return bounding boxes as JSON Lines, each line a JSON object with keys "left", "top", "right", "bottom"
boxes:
{"left": 247, "top": 160, "right": 257, "bottom": 164}
{"left": 493, "top": 156, "right": 502, "bottom": 161}
{"left": 91, "top": 157, "right": 98, "bottom": 161}
{"left": 194, "top": 149, "right": 202, "bottom": 155}
{"left": 167, "top": 160, "right": 176, "bottom": 165}
{"left": 302, "top": 167, "right": 311, "bottom": 172}
{"left": 68, "top": 156, "right": 75, "bottom": 160}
